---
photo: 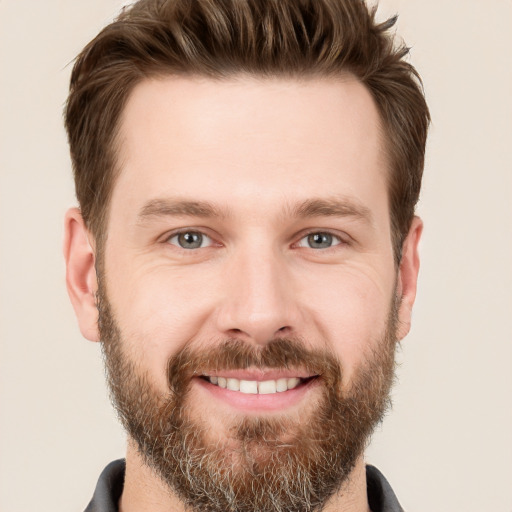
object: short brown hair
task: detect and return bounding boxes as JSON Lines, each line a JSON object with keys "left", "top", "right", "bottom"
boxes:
{"left": 65, "top": 0, "right": 430, "bottom": 261}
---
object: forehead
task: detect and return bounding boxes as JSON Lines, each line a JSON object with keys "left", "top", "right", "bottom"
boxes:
{"left": 113, "top": 74, "right": 388, "bottom": 222}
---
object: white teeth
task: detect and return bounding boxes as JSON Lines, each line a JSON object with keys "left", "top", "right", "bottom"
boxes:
{"left": 287, "top": 377, "right": 300, "bottom": 389}
{"left": 276, "top": 378, "right": 288, "bottom": 392}
{"left": 258, "top": 380, "right": 277, "bottom": 394}
{"left": 226, "top": 378, "right": 240, "bottom": 391}
{"left": 239, "top": 380, "right": 258, "bottom": 394}
{"left": 208, "top": 376, "right": 304, "bottom": 394}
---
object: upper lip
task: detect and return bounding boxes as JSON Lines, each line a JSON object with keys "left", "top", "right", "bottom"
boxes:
{"left": 200, "top": 369, "right": 317, "bottom": 381}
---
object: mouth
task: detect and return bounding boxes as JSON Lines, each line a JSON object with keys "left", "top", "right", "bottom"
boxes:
{"left": 201, "top": 375, "right": 316, "bottom": 394}
{"left": 195, "top": 371, "right": 320, "bottom": 412}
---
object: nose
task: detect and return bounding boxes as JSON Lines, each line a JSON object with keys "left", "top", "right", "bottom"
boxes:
{"left": 214, "top": 245, "right": 301, "bottom": 346}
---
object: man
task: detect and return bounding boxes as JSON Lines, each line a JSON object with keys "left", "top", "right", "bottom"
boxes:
{"left": 63, "top": 0, "right": 429, "bottom": 511}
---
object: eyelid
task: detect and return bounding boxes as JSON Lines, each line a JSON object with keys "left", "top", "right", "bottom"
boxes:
{"left": 160, "top": 227, "right": 350, "bottom": 250}
{"left": 294, "top": 230, "right": 348, "bottom": 249}
{"left": 164, "top": 228, "right": 217, "bottom": 249}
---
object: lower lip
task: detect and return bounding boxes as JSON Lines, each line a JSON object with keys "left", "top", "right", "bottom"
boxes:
{"left": 195, "top": 377, "right": 319, "bottom": 413}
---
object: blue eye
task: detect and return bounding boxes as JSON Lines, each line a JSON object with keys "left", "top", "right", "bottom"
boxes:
{"left": 298, "top": 232, "right": 342, "bottom": 249}
{"left": 168, "top": 231, "right": 213, "bottom": 249}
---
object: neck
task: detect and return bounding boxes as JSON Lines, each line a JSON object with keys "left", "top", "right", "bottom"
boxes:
{"left": 119, "top": 439, "right": 370, "bottom": 512}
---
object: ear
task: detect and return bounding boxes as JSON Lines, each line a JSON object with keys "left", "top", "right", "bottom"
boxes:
{"left": 396, "top": 216, "right": 423, "bottom": 341}
{"left": 63, "top": 208, "right": 100, "bottom": 342}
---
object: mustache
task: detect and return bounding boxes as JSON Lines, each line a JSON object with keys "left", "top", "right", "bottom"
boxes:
{"left": 166, "top": 337, "right": 343, "bottom": 396}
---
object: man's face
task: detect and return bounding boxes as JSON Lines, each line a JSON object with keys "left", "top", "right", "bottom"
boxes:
{"left": 73, "top": 75, "right": 420, "bottom": 511}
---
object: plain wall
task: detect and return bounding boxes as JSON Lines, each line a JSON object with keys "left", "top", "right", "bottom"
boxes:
{"left": 0, "top": 1, "right": 511, "bottom": 511}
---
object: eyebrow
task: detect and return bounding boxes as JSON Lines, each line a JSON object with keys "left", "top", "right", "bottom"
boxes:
{"left": 291, "top": 197, "right": 373, "bottom": 223}
{"left": 137, "top": 196, "right": 372, "bottom": 224}
{"left": 137, "top": 198, "right": 230, "bottom": 222}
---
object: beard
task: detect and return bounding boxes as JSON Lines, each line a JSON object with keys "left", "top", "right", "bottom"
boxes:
{"left": 98, "top": 283, "right": 398, "bottom": 512}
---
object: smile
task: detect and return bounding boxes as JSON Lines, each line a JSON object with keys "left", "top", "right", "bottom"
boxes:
{"left": 204, "top": 376, "right": 309, "bottom": 394}
{"left": 196, "top": 371, "right": 320, "bottom": 412}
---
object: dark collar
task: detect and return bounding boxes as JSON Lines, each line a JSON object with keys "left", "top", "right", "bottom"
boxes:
{"left": 366, "top": 464, "right": 404, "bottom": 512}
{"left": 84, "top": 460, "right": 125, "bottom": 512}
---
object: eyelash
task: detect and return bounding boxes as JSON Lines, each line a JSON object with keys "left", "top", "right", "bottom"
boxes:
{"left": 165, "top": 230, "right": 216, "bottom": 250}
{"left": 164, "top": 229, "right": 348, "bottom": 252}
{"left": 294, "top": 230, "right": 346, "bottom": 250}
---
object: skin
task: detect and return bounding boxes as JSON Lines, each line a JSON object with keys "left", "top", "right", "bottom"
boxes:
{"left": 64, "top": 75, "right": 422, "bottom": 512}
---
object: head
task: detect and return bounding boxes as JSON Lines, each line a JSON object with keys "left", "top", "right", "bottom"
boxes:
{"left": 65, "top": 0, "right": 429, "bottom": 262}
{"left": 64, "top": 1, "right": 428, "bottom": 511}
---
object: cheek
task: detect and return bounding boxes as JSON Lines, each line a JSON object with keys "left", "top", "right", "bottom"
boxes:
{"left": 104, "top": 259, "right": 221, "bottom": 388}
{"left": 301, "top": 264, "right": 396, "bottom": 382}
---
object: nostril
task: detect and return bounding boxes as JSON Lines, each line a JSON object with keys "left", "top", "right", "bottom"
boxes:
{"left": 274, "top": 326, "right": 293, "bottom": 338}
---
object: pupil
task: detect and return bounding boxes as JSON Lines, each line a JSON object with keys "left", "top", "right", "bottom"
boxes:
{"left": 309, "top": 233, "right": 332, "bottom": 248}
{"left": 179, "top": 232, "right": 202, "bottom": 249}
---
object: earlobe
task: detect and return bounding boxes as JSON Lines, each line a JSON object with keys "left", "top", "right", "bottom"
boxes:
{"left": 396, "top": 216, "right": 423, "bottom": 341}
{"left": 63, "top": 208, "right": 100, "bottom": 342}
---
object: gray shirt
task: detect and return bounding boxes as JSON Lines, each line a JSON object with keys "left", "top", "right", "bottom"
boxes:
{"left": 84, "top": 459, "right": 404, "bottom": 512}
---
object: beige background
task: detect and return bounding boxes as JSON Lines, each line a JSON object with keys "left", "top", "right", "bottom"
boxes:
{"left": 1, "top": 0, "right": 511, "bottom": 511}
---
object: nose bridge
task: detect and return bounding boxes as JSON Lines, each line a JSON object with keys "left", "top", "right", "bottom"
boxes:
{"left": 216, "top": 239, "right": 297, "bottom": 344}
